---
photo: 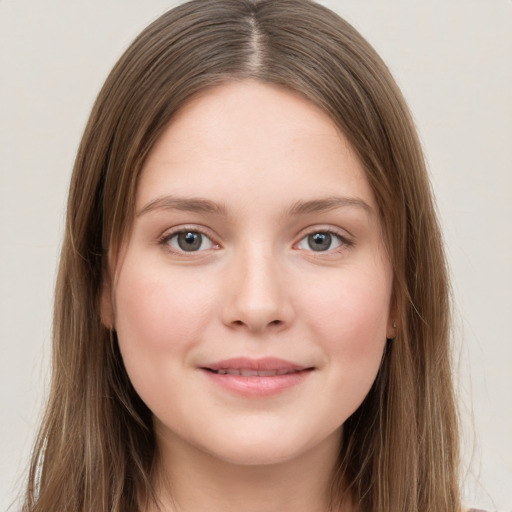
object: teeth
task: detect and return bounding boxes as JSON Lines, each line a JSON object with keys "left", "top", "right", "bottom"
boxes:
{"left": 213, "top": 368, "right": 300, "bottom": 376}
{"left": 240, "top": 369, "right": 258, "bottom": 376}
{"left": 258, "top": 370, "right": 279, "bottom": 377}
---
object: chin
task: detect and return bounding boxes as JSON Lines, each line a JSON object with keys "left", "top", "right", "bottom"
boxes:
{"left": 209, "top": 443, "right": 300, "bottom": 466}
{"left": 194, "top": 425, "right": 341, "bottom": 468}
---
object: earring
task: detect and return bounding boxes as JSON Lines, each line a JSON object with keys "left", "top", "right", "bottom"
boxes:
{"left": 387, "top": 321, "right": 397, "bottom": 342}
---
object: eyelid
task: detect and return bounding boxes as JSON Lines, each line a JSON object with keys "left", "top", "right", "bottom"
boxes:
{"left": 294, "top": 226, "right": 354, "bottom": 253}
{"left": 158, "top": 225, "right": 221, "bottom": 254}
{"left": 156, "top": 224, "right": 353, "bottom": 256}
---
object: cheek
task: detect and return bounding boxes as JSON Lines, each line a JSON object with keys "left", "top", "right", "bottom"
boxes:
{"left": 300, "top": 263, "right": 391, "bottom": 393}
{"left": 114, "top": 262, "right": 211, "bottom": 350}
{"left": 305, "top": 266, "right": 390, "bottom": 335}
{"left": 112, "top": 259, "right": 215, "bottom": 398}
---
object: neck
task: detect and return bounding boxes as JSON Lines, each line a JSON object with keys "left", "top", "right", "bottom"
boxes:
{"left": 146, "top": 429, "right": 352, "bottom": 512}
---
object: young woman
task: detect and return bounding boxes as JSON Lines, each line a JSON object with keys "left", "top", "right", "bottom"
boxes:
{"left": 22, "top": 0, "right": 469, "bottom": 510}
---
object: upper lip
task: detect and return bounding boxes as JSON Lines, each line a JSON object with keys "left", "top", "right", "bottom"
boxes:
{"left": 202, "top": 357, "right": 312, "bottom": 374}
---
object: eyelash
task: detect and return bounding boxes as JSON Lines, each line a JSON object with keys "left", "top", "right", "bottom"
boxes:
{"left": 158, "top": 226, "right": 219, "bottom": 255}
{"left": 295, "top": 229, "right": 353, "bottom": 253}
{"left": 158, "top": 227, "right": 353, "bottom": 255}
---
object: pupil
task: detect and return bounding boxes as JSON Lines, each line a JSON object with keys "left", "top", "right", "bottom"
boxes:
{"left": 308, "top": 232, "right": 331, "bottom": 251}
{"left": 178, "top": 232, "right": 202, "bottom": 251}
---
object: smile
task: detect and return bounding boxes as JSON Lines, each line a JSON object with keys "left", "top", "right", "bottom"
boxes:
{"left": 200, "top": 358, "right": 314, "bottom": 396}
{"left": 208, "top": 368, "right": 304, "bottom": 376}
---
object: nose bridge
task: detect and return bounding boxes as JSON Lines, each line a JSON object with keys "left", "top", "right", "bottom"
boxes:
{"left": 223, "top": 240, "right": 292, "bottom": 332}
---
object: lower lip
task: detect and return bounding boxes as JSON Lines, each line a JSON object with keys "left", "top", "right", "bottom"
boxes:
{"left": 201, "top": 369, "right": 313, "bottom": 397}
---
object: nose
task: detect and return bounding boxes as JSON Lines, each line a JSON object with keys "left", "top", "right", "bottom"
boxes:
{"left": 221, "top": 245, "right": 294, "bottom": 334}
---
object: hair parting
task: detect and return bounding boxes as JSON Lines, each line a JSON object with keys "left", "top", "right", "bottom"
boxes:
{"left": 23, "top": 1, "right": 460, "bottom": 511}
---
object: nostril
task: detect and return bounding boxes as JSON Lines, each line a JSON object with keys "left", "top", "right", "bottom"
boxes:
{"left": 230, "top": 319, "right": 283, "bottom": 329}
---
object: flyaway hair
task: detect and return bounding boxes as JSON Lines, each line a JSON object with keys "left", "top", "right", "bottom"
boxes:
{"left": 23, "top": 1, "right": 459, "bottom": 511}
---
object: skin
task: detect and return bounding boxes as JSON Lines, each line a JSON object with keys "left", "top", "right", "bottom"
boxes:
{"left": 102, "top": 80, "right": 396, "bottom": 512}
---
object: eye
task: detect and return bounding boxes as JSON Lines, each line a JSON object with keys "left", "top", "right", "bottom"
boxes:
{"left": 296, "top": 231, "right": 345, "bottom": 252}
{"left": 164, "top": 230, "right": 215, "bottom": 252}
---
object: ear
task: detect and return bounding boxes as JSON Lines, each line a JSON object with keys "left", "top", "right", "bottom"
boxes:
{"left": 100, "top": 277, "right": 115, "bottom": 329}
{"left": 386, "top": 304, "right": 398, "bottom": 340}
{"left": 386, "top": 320, "right": 397, "bottom": 340}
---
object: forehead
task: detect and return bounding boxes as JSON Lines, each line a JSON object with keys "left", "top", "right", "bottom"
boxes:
{"left": 138, "top": 80, "right": 376, "bottom": 214}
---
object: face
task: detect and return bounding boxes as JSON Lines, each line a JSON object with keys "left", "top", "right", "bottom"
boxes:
{"left": 103, "top": 81, "right": 395, "bottom": 467}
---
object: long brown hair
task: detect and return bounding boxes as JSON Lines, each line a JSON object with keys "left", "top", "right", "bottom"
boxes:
{"left": 23, "top": 1, "right": 460, "bottom": 511}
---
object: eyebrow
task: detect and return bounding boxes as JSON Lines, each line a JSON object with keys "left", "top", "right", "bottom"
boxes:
{"left": 137, "top": 195, "right": 228, "bottom": 217}
{"left": 136, "top": 194, "right": 372, "bottom": 218}
{"left": 287, "top": 196, "right": 372, "bottom": 216}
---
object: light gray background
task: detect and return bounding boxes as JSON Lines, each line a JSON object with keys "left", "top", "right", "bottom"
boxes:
{"left": 1, "top": 1, "right": 511, "bottom": 510}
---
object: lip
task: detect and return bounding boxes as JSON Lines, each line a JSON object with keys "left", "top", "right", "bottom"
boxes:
{"left": 200, "top": 357, "right": 314, "bottom": 397}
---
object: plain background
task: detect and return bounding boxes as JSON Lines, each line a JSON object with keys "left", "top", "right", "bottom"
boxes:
{"left": 1, "top": 1, "right": 511, "bottom": 510}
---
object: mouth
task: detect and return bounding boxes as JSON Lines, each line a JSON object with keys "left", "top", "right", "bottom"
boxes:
{"left": 204, "top": 368, "right": 307, "bottom": 376}
{"left": 201, "top": 357, "right": 313, "bottom": 375}
{"left": 199, "top": 357, "right": 314, "bottom": 396}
